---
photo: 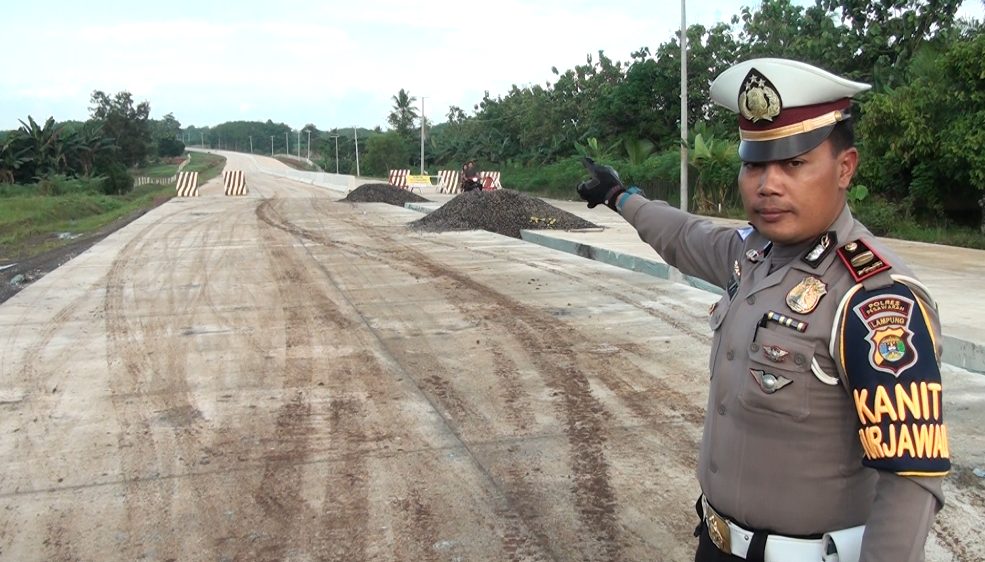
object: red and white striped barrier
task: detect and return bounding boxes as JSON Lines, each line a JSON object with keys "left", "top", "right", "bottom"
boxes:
{"left": 387, "top": 169, "right": 409, "bottom": 188}
{"left": 479, "top": 171, "right": 502, "bottom": 190}
{"left": 176, "top": 171, "right": 199, "bottom": 197}
{"left": 222, "top": 170, "right": 248, "bottom": 195}
{"left": 437, "top": 170, "right": 460, "bottom": 193}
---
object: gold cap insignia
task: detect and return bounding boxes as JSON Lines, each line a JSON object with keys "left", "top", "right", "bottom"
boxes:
{"left": 738, "top": 68, "right": 782, "bottom": 123}
{"left": 786, "top": 276, "right": 828, "bottom": 314}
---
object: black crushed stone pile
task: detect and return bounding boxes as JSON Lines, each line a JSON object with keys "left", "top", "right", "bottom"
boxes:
{"left": 409, "top": 189, "right": 599, "bottom": 239}
{"left": 343, "top": 183, "right": 431, "bottom": 206}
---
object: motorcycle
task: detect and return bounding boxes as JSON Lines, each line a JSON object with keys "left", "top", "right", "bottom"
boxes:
{"left": 461, "top": 175, "right": 484, "bottom": 192}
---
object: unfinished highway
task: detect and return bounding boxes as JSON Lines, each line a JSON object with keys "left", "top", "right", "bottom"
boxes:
{"left": 1, "top": 152, "right": 982, "bottom": 561}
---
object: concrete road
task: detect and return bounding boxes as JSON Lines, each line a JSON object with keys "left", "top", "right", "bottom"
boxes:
{"left": 0, "top": 152, "right": 982, "bottom": 561}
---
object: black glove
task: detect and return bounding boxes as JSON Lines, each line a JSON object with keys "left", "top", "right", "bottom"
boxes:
{"left": 577, "top": 157, "right": 626, "bottom": 211}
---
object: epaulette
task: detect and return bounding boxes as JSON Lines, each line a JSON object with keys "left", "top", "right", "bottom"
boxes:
{"left": 836, "top": 239, "right": 892, "bottom": 283}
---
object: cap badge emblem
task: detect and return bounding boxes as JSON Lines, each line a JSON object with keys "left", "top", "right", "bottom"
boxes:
{"left": 786, "top": 276, "right": 828, "bottom": 314}
{"left": 739, "top": 68, "right": 782, "bottom": 123}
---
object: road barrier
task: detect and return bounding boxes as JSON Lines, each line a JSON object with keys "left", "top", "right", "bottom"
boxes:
{"left": 479, "top": 171, "right": 502, "bottom": 190}
{"left": 176, "top": 171, "right": 199, "bottom": 197}
{"left": 436, "top": 170, "right": 502, "bottom": 193}
{"left": 135, "top": 174, "right": 177, "bottom": 186}
{"left": 437, "top": 170, "right": 460, "bottom": 193}
{"left": 387, "top": 169, "right": 409, "bottom": 188}
{"left": 223, "top": 170, "right": 248, "bottom": 195}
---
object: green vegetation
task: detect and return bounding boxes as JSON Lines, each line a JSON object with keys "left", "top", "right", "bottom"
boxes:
{"left": 0, "top": 179, "right": 172, "bottom": 258}
{"left": 137, "top": 160, "right": 182, "bottom": 178}
{"left": 182, "top": 151, "right": 225, "bottom": 183}
{"left": 0, "top": 152, "right": 226, "bottom": 260}
{"left": 4, "top": 0, "right": 982, "bottom": 251}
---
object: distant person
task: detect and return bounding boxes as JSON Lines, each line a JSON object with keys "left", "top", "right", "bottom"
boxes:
{"left": 461, "top": 160, "right": 482, "bottom": 192}
{"left": 577, "top": 58, "right": 949, "bottom": 562}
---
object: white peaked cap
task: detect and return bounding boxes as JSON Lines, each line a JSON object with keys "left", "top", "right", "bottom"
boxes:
{"left": 710, "top": 58, "right": 871, "bottom": 162}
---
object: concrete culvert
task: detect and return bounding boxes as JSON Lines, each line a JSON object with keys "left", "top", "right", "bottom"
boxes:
{"left": 344, "top": 183, "right": 431, "bottom": 206}
{"left": 409, "top": 189, "right": 599, "bottom": 239}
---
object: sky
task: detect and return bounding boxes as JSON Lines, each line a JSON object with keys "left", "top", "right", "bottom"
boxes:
{"left": 3, "top": 0, "right": 983, "bottom": 132}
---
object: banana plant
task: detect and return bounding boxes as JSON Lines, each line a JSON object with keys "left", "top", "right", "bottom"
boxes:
{"left": 689, "top": 132, "right": 740, "bottom": 214}
{"left": 573, "top": 136, "right": 621, "bottom": 160}
{"left": 624, "top": 138, "right": 656, "bottom": 165}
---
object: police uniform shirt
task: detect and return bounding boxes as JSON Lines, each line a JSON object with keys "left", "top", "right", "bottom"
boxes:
{"left": 618, "top": 195, "right": 949, "bottom": 561}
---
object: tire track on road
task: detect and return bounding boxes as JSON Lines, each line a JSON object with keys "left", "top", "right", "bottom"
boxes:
{"left": 103, "top": 206, "right": 232, "bottom": 560}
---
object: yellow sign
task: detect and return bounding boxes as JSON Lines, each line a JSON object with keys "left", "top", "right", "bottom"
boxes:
{"left": 406, "top": 175, "right": 432, "bottom": 186}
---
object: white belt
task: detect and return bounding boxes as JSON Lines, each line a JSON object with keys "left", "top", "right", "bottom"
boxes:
{"left": 702, "top": 496, "right": 864, "bottom": 562}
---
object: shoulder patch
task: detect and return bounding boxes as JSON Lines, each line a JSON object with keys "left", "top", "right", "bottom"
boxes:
{"left": 837, "top": 239, "right": 892, "bottom": 282}
{"left": 838, "top": 282, "right": 950, "bottom": 476}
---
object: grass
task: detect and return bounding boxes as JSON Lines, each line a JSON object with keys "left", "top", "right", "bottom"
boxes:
{"left": 184, "top": 151, "right": 226, "bottom": 183}
{"left": 0, "top": 152, "right": 227, "bottom": 261}
{"left": 274, "top": 156, "right": 319, "bottom": 172}
{"left": 138, "top": 162, "right": 180, "bottom": 178}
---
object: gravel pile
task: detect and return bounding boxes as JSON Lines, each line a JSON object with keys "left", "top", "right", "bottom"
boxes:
{"left": 343, "top": 183, "right": 431, "bottom": 206}
{"left": 409, "top": 189, "right": 599, "bottom": 239}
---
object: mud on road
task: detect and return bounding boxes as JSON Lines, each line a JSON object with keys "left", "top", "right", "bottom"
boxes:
{"left": 0, "top": 179, "right": 982, "bottom": 561}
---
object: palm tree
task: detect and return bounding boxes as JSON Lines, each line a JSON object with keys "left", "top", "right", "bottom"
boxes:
{"left": 387, "top": 89, "right": 418, "bottom": 137}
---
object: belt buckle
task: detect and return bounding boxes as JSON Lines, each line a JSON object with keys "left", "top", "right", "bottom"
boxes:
{"left": 702, "top": 497, "right": 732, "bottom": 554}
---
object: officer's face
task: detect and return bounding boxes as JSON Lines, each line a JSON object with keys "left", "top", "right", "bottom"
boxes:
{"left": 738, "top": 140, "right": 858, "bottom": 245}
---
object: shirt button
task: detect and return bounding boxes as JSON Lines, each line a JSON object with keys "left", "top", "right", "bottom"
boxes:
{"left": 718, "top": 405, "right": 726, "bottom": 415}
{"left": 726, "top": 350, "right": 735, "bottom": 361}
{"left": 794, "top": 354, "right": 806, "bottom": 366}
{"left": 746, "top": 296, "right": 756, "bottom": 305}
{"left": 749, "top": 343, "right": 759, "bottom": 353}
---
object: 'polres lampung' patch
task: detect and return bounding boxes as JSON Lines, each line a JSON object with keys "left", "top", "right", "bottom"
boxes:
{"left": 837, "top": 282, "right": 950, "bottom": 476}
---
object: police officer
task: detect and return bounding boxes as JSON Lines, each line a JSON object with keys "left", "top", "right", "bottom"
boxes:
{"left": 577, "top": 58, "right": 950, "bottom": 562}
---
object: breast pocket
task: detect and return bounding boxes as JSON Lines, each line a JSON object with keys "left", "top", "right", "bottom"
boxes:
{"left": 738, "top": 329, "right": 815, "bottom": 421}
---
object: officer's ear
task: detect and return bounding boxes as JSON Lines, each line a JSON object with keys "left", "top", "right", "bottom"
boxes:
{"left": 836, "top": 147, "right": 858, "bottom": 190}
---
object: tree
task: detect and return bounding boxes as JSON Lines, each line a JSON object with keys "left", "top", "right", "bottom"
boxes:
{"left": 857, "top": 29, "right": 985, "bottom": 220}
{"left": 819, "top": 0, "right": 962, "bottom": 87}
{"left": 89, "top": 90, "right": 152, "bottom": 166}
{"left": 63, "top": 121, "right": 115, "bottom": 176}
{"left": 363, "top": 131, "right": 412, "bottom": 176}
{"left": 151, "top": 113, "right": 181, "bottom": 141}
{"left": 387, "top": 89, "right": 418, "bottom": 139}
{"left": 0, "top": 136, "right": 30, "bottom": 183}
{"left": 17, "top": 116, "right": 64, "bottom": 178}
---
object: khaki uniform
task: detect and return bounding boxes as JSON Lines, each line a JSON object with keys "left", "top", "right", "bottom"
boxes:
{"left": 620, "top": 197, "right": 949, "bottom": 561}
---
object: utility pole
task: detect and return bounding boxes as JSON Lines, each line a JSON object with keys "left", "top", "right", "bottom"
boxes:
{"left": 307, "top": 130, "right": 311, "bottom": 160}
{"left": 420, "top": 96, "right": 426, "bottom": 174}
{"left": 249, "top": 136, "right": 253, "bottom": 153}
{"left": 200, "top": 132, "right": 204, "bottom": 147}
{"left": 680, "top": 0, "right": 689, "bottom": 212}
{"left": 285, "top": 132, "right": 289, "bottom": 156}
{"left": 353, "top": 127, "right": 360, "bottom": 177}
{"left": 330, "top": 135, "right": 340, "bottom": 173}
